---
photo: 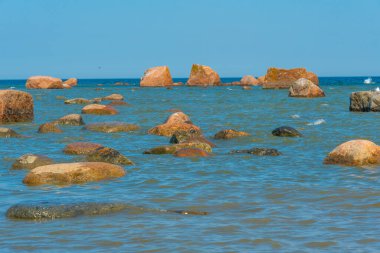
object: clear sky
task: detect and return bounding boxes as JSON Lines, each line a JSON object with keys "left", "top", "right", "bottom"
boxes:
{"left": 0, "top": 0, "right": 379, "bottom": 79}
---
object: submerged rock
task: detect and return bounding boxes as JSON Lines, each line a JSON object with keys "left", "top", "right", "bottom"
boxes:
{"left": 0, "top": 90, "right": 34, "bottom": 123}
{"left": 214, "top": 129, "right": 250, "bottom": 139}
{"left": 349, "top": 91, "right": 380, "bottom": 112}
{"left": 63, "top": 78, "right": 77, "bottom": 87}
{"left": 140, "top": 66, "right": 173, "bottom": 87}
{"left": 170, "top": 129, "right": 215, "bottom": 147}
{"left": 102, "top": 94, "right": 124, "bottom": 101}
{"left": 64, "top": 98, "right": 92, "bottom": 104}
{"left": 81, "top": 104, "right": 118, "bottom": 115}
{"left": 23, "top": 162, "right": 126, "bottom": 186}
{"left": 174, "top": 148, "right": 210, "bottom": 157}
{"left": 55, "top": 114, "right": 85, "bottom": 126}
{"left": 240, "top": 75, "right": 259, "bottom": 86}
{"left": 262, "top": 68, "right": 319, "bottom": 89}
{"left": 289, "top": 78, "right": 325, "bottom": 98}
{"left": 186, "top": 64, "right": 221, "bottom": 86}
{"left": 230, "top": 148, "right": 281, "bottom": 156}
{"left": 148, "top": 112, "right": 201, "bottom": 137}
{"left": 84, "top": 122, "right": 139, "bottom": 133}
{"left": 38, "top": 122, "right": 63, "bottom": 133}
{"left": 26, "top": 76, "right": 63, "bottom": 89}
{"left": 0, "top": 127, "right": 22, "bottom": 138}
{"left": 12, "top": 154, "right": 54, "bottom": 170}
{"left": 272, "top": 126, "right": 302, "bottom": 137}
{"left": 86, "top": 147, "right": 134, "bottom": 165}
{"left": 324, "top": 139, "right": 380, "bottom": 166}
{"left": 107, "top": 101, "right": 131, "bottom": 106}
{"left": 64, "top": 142, "right": 104, "bottom": 155}
{"left": 144, "top": 142, "right": 212, "bottom": 154}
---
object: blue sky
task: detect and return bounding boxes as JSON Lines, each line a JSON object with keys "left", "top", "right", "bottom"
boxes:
{"left": 0, "top": 0, "right": 379, "bottom": 79}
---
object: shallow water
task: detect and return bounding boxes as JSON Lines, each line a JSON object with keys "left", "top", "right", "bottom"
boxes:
{"left": 1, "top": 77, "right": 380, "bottom": 252}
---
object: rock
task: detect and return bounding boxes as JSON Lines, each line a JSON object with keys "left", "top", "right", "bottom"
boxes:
{"left": 12, "top": 154, "right": 54, "bottom": 170}
{"left": 289, "top": 78, "right": 325, "bottom": 98}
{"left": 107, "top": 101, "right": 131, "bottom": 106}
{"left": 102, "top": 94, "right": 124, "bottom": 101}
{"left": 349, "top": 91, "right": 380, "bottom": 112}
{"left": 174, "top": 148, "right": 210, "bottom": 157}
{"left": 230, "top": 148, "right": 281, "bottom": 156}
{"left": 6, "top": 202, "right": 128, "bottom": 220}
{"left": 63, "top": 83, "right": 72, "bottom": 89}
{"left": 172, "top": 82, "right": 183, "bottom": 86}
{"left": 38, "top": 122, "right": 63, "bottom": 133}
{"left": 23, "top": 162, "right": 126, "bottom": 186}
{"left": 240, "top": 75, "right": 259, "bottom": 85}
{"left": 55, "top": 114, "right": 85, "bottom": 126}
{"left": 148, "top": 112, "right": 201, "bottom": 137}
{"left": 64, "top": 98, "right": 92, "bottom": 104}
{"left": 168, "top": 210, "right": 209, "bottom": 215}
{"left": 262, "top": 68, "right": 319, "bottom": 89}
{"left": 186, "top": 64, "right": 221, "bottom": 86}
{"left": 140, "top": 66, "right": 173, "bottom": 87}
{"left": 86, "top": 147, "right": 134, "bottom": 165}
{"left": 26, "top": 76, "right": 63, "bottom": 89}
{"left": 63, "top": 78, "right": 77, "bottom": 87}
{"left": 0, "top": 90, "right": 34, "bottom": 123}
{"left": 92, "top": 98, "right": 103, "bottom": 103}
{"left": 324, "top": 140, "right": 380, "bottom": 166}
{"left": 214, "top": 129, "right": 250, "bottom": 139}
{"left": 84, "top": 122, "right": 139, "bottom": 133}
{"left": 81, "top": 104, "right": 118, "bottom": 115}
{"left": 144, "top": 142, "right": 212, "bottom": 154}
{"left": 257, "top": 75, "right": 266, "bottom": 85}
{"left": 242, "top": 86, "right": 252, "bottom": 90}
{"left": 169, "top": 129, "right": 215, "bottom": 147}
{"left": 0, "top": 127, "right": 22, "bottom": 138}
{"left": 272, "top": 126, "right": 302, "bottom": 137}
{"left": 64, "top": 142, "right": 104, "bottom": 155}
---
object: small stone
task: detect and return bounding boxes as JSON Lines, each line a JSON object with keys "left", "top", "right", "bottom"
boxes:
{"left": 214, "top": 129, "right": 250, "bottom": 139}
{"left": 230, "top": 148, "right": 281, "bottom": 156}
{"left": 12, "top": 154, "right": 54, "bottom": 170}
{"left": 38, "top": 122, "right": 63, "bottom": 133}
{"left": 144, "top": 142, "right": 212, "bottom": 155}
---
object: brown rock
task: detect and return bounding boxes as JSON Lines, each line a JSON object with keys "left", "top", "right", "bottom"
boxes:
{"left": 240, "top": 75, "right": 259, "bottom": 86}
{"left": 23, "top": 162, "right": 126, "bottom": 186}
{"left": 64, "top": 142, "right": 104, "bottom": 155}
{"left": 81, "top": 104, "right": 118, "bottom": 115}
{"left": 63, "top": 83, "right": 72, "bottom": 89}
{"left": 0, "top": 127, "right": 23, "bottom": 138}
{"left": 214, "top": 129, "right": 250, "bottom": 139}
{"left": 350, "top": 91, "right": 380, "bottom": 112}
{"left": 64, "top": 98, "right": 92, "bottom": 104}
{"left": 63, "top": 78, "right": 77, "bottom": 87}
{"left": 0, "top": 90, "right": 34, "bottom": 123}
{"left": 12, "top": 154, "right": 54, "bottom": 170}
{"left": 262, "top": 68, "right": 319, "bottom": 89}
{"left": 107, "top": 101, "right": 131, "bottom": 106}
{"left": 289, "top": 78, "right": 325, "bottom": 98}
{"left": 324, "top": 140, "right": 380, "bottom": 166}
{"left": 55, "top": 114, "right": 85, "bottom": 126}
{"left": 174, "top": 148, "right": 210, "bottom": 157}
{"left": 257, "top": 75, "right": 266, "bottom": 85}
{"left": 84, "top": 122, "right": 139, "bottom": 133}
{"left": 148, "top": 112, "right": 200, "bottom": 137}
{"left": 26, "top": 76, "right": 63, "bottom": 89}
{"left": 144, "top": 142, "right": 212, "bottom": 154}
{"left": 86, "top": 147, "right": 134, "bottom": 165}
{"left": 38, "top": 122, "right": 62, "bottom": 133}
{"left": 102, "top": 94, "right": 124, "bottom": 101}
{"left": 170, "top": 129, "right": 215, "bottom": 147}
{"left": 186, "top": 64, "right": 221, "bottom": 86}
{"left": 140, "top": 66, "right": 173, "bottom": 87}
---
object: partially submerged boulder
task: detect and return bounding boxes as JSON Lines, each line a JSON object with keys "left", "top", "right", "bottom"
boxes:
{"left": 64, "top": 98, "right": 92, "bottom": 104}
{"left": 81, "top": 104, "right": 118, "bottom": 115}
{"left": 186, "top": 64, "right": 221, "bottom": 86}
{"left": 38, "top": 122, "right": 63, "bottom": 133}
{"left": 23, "top": 162, "right": 126, "bottom": 186}
{"left": 55, "top": 114, "right": 85, "bottom": 126}
{"left": 144, "top": 142, "right": 212, "bottom": 154}
{"left": 140, "top": 66, "right": 173, "bottom": 87}
{"left": 148, "top": 112, "right": 201, "bottom": 137}
{"left": 349, "top": 91, "right": 380, "bottom": 112}
{"left": 86, "top": 147, "right": 134, "bottom": 165}
{"left": 102, "top": 94, "right": 124, "bottom": 101}
{"left": 0, "top": 127, "right": 23, "bottom": 138}
{"left": 0, "top": 90, "right": 34, "bottom": 123}
{"left": 240, "top": 75, "right": 259, "bottom": 86}
{"left": 12, "top": 154, "right": 54, "bottom": 170}
{"left": 169, "top": 129, "right": 215, "bottom": 147}
{"left": 26, "top": 76, "right": 63, "bottom": 89}
{"left": 272, "top": 126, "right": 302, "bottom": 137}
{"left": 230, "top": 148, "right": 281, "bottom": 156}
{"left": 107, "top": 101, "right": 131, "bottom": 106}
{"left": 262, "top": 68, "right": 319, "bottom": 89}
{"left": 63, "top": 78, "right": 77, "bottom": 87}
{"left": 289, "top": 78, "right": 325, "bottom": 98}
{"left": 84, "top": 122, "right": 139, "bottom": 133}
{"left": 214, "top": 129, "right": 250, "bottom": 139}
{"left": 324, "top": 140, "right": 380, "bottom": 166}
{"left": 174, "top": 148, "right": 210, "bottom": 157}
{"left": 64, "top": 142, "right": 104, "bottom": 155}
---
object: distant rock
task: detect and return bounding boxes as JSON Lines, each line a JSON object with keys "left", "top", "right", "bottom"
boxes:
{"left": 350, "top": 91, "right": 380, "bottom": 112}
{"left": 63, "top": 78, "right": 77, "bottom": 87}
{"left": 174, "top": 148, "right": 210, "bottom": 157}
{"left": 102, "top": 94, "right": 124, "bottom": 101}
{"left": 55, "top": 114, "right": 84, "bottom": 126}
{"left": 107, "top": 101, "right": 130, "bottom": 106}
{"left": 0, "top": 127, "right": 23, "bottom": 138}
{"left": 257, "top": 75, "right": 266, "bottom": 85}
{"left": 242, "top": 86, "right": 252, "bottom": 90}
{"left": 289, "top": 78, "right": 325, "bottom": 98}
{"left": 214, "top": 129, "right": 250, "bottom": 139}
{"left": 144, "top": 142, "right": 212, "bottom": 154}
{"left": 230, "top": 148, "right": 281, "bottom": 156}
{"left": 12, "top": 154, "right": 54, "bottom": 170}
{"left": 63, "top": 83, "right": 72, "bottom": 89}
{"left": 64, "top": 142, "right": 104, "bottom": 155}
{"left": 186, "top": 64, "right": 221, "bottom": 86}
{"left": 26, "top": 76, "right": 63, "bottom": 89}
{"left": 272, "top": 126, "right": 302, "bottom": 137}
{"left": 84, "top": 122, "right": 139, "bottom": 133}
{"left": 81, "top": 104, "right": 118, "bottom": 115}
{"left": 140, "top": 66, "right": 173, "bottom": 87}
{"left": 64, "top": 98, "right": 92, "bottom": 104}
{"left": 22, "top": 162, "right": 126, "bottom": 186}
{"left": 262, "top": 68, "right": 319, "bottom": 89}
{"left": 324, "top": 139, "right": 380, "bottom": 166}
{"left": 86, "top": 147, "right": 134, "bottom": 165}
{"left": 240, "top": 75, "right": 259, "bottom": 86}
{"left": 38, "top": 122, "right": 63, "bottom": 133}
{"left": 172, "top": 82, "right": 184, "bottom": 86}
{"left": 0, "top": 90, "right": 34, "bottom": 123}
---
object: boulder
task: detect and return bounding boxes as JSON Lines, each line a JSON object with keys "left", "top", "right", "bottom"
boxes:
{"left": 174, "top": 148, "right": 210, "bottom": 157}
{"left": 140, "top": 66, "right": 173, "bottom": 87}
{"left": 349, "top": 91, "right": 380, "bottom": 112}
{"left": 186, "top": 64, "right": 221, "bottom": 86}
{"left": 64, "top": 142, "right": 104, "bottom": 155}
{"left": 240, "top": 75, "right": 259, "bottom": 86}
{"left": 144, "top": 142, "right": 212, "bottom": 154}
{"left": 0, "top": 90, "right": 34, "bottom": 123}
{"left": 169, "top": 129, "right": 215, "bottom": 147}
{"left": 107, "top": 101, "right": 131, "bottom": 106}
{"left": 84, "top": 122, "right": 139, "bottom": 133}
{"left": 324, "top": 140, "right": 380, "bottom": 166}
{"left": 230, "top": 148, "right": 281, "bottom": 156}
{"left": 102, "top": 94, "right": 124, "bottom": 101}
{"left": 38, "top": 122, "right": 62, "bottom": 133}
{"left": 148, "top": 112, "right": 201, "bottom": 137}
{"left": 214, "top": 129, "right": 250, "bottom": 139}
{"left": 55, "top": 114, "right": 85, "bottom": 126}
{"left": 64, "top": 98, "right": 92, "bottom": 104}
{"left": 26, "top": 76, "right": 63, "bottom": 89}
{"left": 86, "top": 147, "right": 134, "bottom": 165}
{"left": 272, "top": 126, "right": 302, "bottom": 137}
{"left": 63, "top": 83, "right": 72, "bottom": 89}
{"left": 63, "top": 78, "right": 77, "bottom": 87}
{"left": 242, "top": 86, "right": 252, "bottom": 90}
{"left": 23, "top": 162, "right": 126, "bottom": 186}
{"left": 81, "top": 104, "right": 118, "bottom": 115}
{"left": 12, "top": 154, "right": 54, "bottom": 170}
{"left": 289, "top": 78, "right": 325, "bottom": 98}
{"left": 262, "top": 68, "right": 319, "bottom": 89}
{"left": 0, "top": 127, "right": 23, "bottom": 138}
{"left": 257, "top": 75, "right": 266, "bottom": 85}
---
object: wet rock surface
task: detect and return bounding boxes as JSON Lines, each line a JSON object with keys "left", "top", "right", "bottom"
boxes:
{"left": 0, "top": 90, "right": 34, "bottom": 123}
{"left": 0, "top": 127, "right": 23, "bottom": 138}
{"left": 349, "top": 91, "right": 380, "bottom": 112}
{"left": 81, "top": 104, "right": 118, "bottom": 115}
{"left": 230, "top": 148, "right": 281, "bottom": 156}
{"left": 38, "top": 122, "right": 63, "bottom": 133}
{"left": 86, "top": 147, "right": 134, "bottom": 165}
{"left": 144, "top": 142, "right": 212, "bottom": 154}
{"left": 174, "top": 148, "right": 210, "bottom": 157}
{"left": 12, "top": 154, "right": 54, "bottom": 170}
{"left": 64, "top": 142, "right": 104, "bottom": 155}
{"left": 272, "top": 126, "right": 302, "bottom": 137}
{"left": 148, "top": 112, "right": 201, "bottom": 137}
{"left": 55, "top": 114, "right": 85, "bottom": 126}
{"left": 84, "top": 122, "right": 139, "bottom": 133}
{"left": 64, "top": 98, "right": 92, "bottom": 104}
{"left": 214, "top": 129, "right": 250, "bottom": 139}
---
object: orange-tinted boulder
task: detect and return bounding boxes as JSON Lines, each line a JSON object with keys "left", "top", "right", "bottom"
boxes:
{"left": 81, "top": 104, "right": 118, "bottom": 115}
{"left": 0, "top": 90, "right": 34, "bottom": 123}
{"left": 63, "top": 78, "right": 77, "bottom": 87}
{"left": 262, "top": 68, "right": 319, "bottom": 89}
{"left": 240, "top": 75, "right": 259, "bottom": 86}
{"left": 257, "top": 75, "right": 266, "bottom": 85}
{"left": 214, "top": 129, "right": 250, "bottom": 139}
{"left": 174, "top": 148, "right": 210, "bottom": 157}
{"left": 140, "top": 66, "right": 173, "bottom": 87}
{"left": 186, "top": 64, "right": 221, "bottom": 86}
{"left": 289, "top": 78, "right": 325, "bottom": 98}
{"left": 148, "top": 112, "right": 201, "bottom": 137}
{"left": 38, "top": 122, "right": 63, "bottom": 133}
{"left": 26, "top": 76, "right": 63, "bottom": 89}
{"left": 64, "top": 142, "right": 104, "bottom": 155}
{"left": 102, "top": 94, "right": 124, "bottom": 101}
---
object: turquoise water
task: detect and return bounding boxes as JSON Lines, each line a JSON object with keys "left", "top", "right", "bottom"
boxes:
{"left": 1, "top": 77, "right": 380, "bottom": 252}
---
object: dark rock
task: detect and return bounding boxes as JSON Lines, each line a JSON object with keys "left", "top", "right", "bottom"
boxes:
{"left": 169, "top": 129, "right": 215, "bottom": 147}
{"left": 272, "top": 126, "right": 302, "bottom": 137}
{"left": 0, "top": 127, "right": 22, "bottom": 138}
{"left": 214, "top": 129, "right": 250, "bottom": 139}
{"left": 87, "top": 147, "right": 134, "bottom": 165}
{"left": 230, "top": 148, "right": 281, "bottom": 156}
